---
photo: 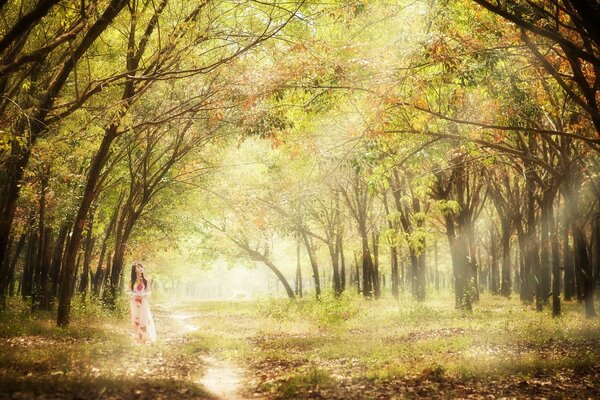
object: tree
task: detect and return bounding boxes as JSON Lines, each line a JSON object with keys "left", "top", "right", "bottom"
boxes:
{"left": 471, "top": 0, "right": 600, "bottom": 138}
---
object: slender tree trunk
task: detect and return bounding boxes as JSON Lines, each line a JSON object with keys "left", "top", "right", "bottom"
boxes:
{"left": 6, "top": 233, "right": 26, "bottom": 300}
{"left": 417, "top": 248, "right": 426, "bottom": 301}
{"left": 339, "top": 234, "right": 346, "bottom": 291}
{"left": 538, "top": 198, "right": 551, "bottom": 311}
{"left": 328, "top": 240, "right": 341, "bottom": 296}
{"left": 466, "top": 224, "right": 479, "bottom": 302}
{"left": 550, "top": 206, "right": 561, "bottom": 317}
{"left": 32, "top": 173, "right": 51, "bottom": 311}
{"left": 102, "top": 251, "right": 113, "bottom": 299}
{"left": 514, "top": 248, "right": 522, "bottom": 294}
{"left": 592, "top": 216, "right": 600, "bottom": 296}
{"left": 57, "top": 130, "right": 118, "bottom": 326}
{"left": 0, "top": 155, "right": 30, "bottom": 296}
{"left": 400, "top": 257, "right": 405, "bottom": 291}
{"left": 408, "top": 248, "right": 419, "bottom": 299}
{"left": 383, "top": 194, "right": 399, "bottom": 298}
{"left": 104, "top": 242, "right": 127, "bottom": 309}
{"left": 0, "top": 233, "right": 26, "bottom": 307}
{"left": 574, "top": 227, "right": 596, "bottom": 317}
{"left": 390, "top": 245, "right": 399, "bottom": 299}
{"left": 301, "top": 232, "right": 321, "bottom": 298}
{"left": 500, "top": 218, "right": 511, "bottom": 297}
{"left": 78, "top": 223, "right": 95, "bottom": 297}
{"left": 372, "top": 230, "right": 380, "bottom": 299}
{"left": 22, "top": 232, "right": 38, "bottom": 299}
{"left": 37, "top": 227, "right": 53, "bottom": 311}
{"left": 263, "top": 259, "right": 296, "bottom": 300}
{"left": 354, "top": 252, "right": 361, "bottom": 294}
{"left": 0, "top": 234, "right": 14, "bottom": 306}
{"left": 522, "top": 179, "right": 538, "bottom": 305}
{"left": 490, "top": 226, "right": 499, "bottom": 294}
{"left": 71, "top": 252, "right": 83, "bottom": 298}
{"left": 103, "top": 226, "right": 128, "bottom": 309}
{"left": 434, "top": 240, "right": 439, "bottom": 292}
{"left": 50, "top": 223, "right": 69, "bottom": 298}
{"left": 32, "top": 234, "right": 44, "bottom": 310}
{"left": 295, "top": 238, "right": 302, "bottom": 298}
{"left": 93, "top": 194, "right": 122, "bottom": 298}
{"left": 360, "top": 234, "right": 373, "bottom": 299}
{"left": 445, "top": 215, "right": 471, "bottom": 311}
{"left": 478, "top": 247, "right": 485, "bottom": 293}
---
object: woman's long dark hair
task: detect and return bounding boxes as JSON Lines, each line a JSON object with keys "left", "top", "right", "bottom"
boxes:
{"left": 130, "top": 262, "right": 148, "bottom": 291}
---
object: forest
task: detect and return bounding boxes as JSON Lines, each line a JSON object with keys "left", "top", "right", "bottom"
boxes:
{"left": 1, "top": 0, "right": 600, "bottom": 399}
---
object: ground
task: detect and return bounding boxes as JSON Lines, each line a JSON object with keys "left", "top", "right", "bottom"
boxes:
{"left": 1, "top": 292, "right": 600, "bottom": 399}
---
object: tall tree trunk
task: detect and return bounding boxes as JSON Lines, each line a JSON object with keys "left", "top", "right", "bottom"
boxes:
{"left": 71, "top": 252, "right": 83, "bottom": 298}
{"left": 490, "top": 226, "right": 499, "bottom": 294}
{"left": 500, "top": 218, "right": 511, "bottom": 297}
{"left": 103, "top": 219, "right": 129, "bottom": 309}
{"left": 563, "top": 220, "right": 575, "bottom": 301}
{"left": 32, "top": 173, "right": 49, "bottom": 311}
{"left": 537, "top": 198, "right": 552, "bottom": 311}
{"left": 339, "top": 234, "right": 346, "bottom": 291}
{"left": 408, "top": 248, "right": 419, "bottom": 300}
{"left": 592, "top": 216, "right": 600, "bottom": 296}
{"left": 354, "top": 252, "right": 361, "bottom": 294}
{"left": 550, "top": 206, "right": 561, "bottom": 317}
{"left": 37, "top": 227, "right": 53, "bottom": 311}
{"left": 590, "top": 213, "right": 600, "bottom": 300}
{"left": 478, "top": 247, "right": 485, "bottom": 293}
{"left": 263, "top": 259, "right": 296, "bottom": 300}
{"left": 301, "top": 231, "right": 321, "bottom": 298}
{"left": 522, "top": 179, "right": 537, "bottom": 305}
{"left": 102, "top": 250, "right": 113, "bottom": 299}
{"left": 295, "top": 238, "right": 302, "bottom": 298}
{"left": 416, "top": 248, "right": 427, "bottom": 301}
{"left": 517, "top": 231, "right": 527, "bottom": 302}
{"left": 6, "top": 233, "right": 26, "bottom": 300}
{"left": 0, "top": 234, "right": 14, "bottom": 306}
{"left": 434, "top": 240, "right": 439, "bottom": 292}
{"left": 0, "top": 233, "right": 26, "bottom": 307}
{"left": 93, "top": 195, "right": 122, "bottom": 298}
{"left": 360, "top": 234, "right": 373, "bottom": 299}
{"left": 22, "top": 232, "right": 37, "bottom": 299}
{"left": 466, "top": 224, "right": 479, "bottom": 302}
{"left": 383, "top": 193, "right": 399, "bottom": 298}
{"left": 445, "top": 215, "right": 472, "bottom": 311}
{"left": 514, "top": 249, "right": 522, "bottom": 294}
{"left": 57, "top": 130, "right": 118, "bottom": 326}
{"left": 50, "top": 223, "right": 69, "bottom": 298}
{"left": 372, "top": 230, "right": 380, "bottom": 299}
{"left": 328, "top": 240, "right": 341, "bottom": 296}
{"left": 539, "top": 190, "right": 557, "bottom": 309}
{"left": 573, "top": 227, "right": 596, "bottom": 317}
{"left": 390, "top": 245, "right": 399, "bottom": 299}
{"left": 400, "top": 257, "right": 405, "bottom": 291}
{"left": 78, "top": 223, "right": 95, "bottom": 297}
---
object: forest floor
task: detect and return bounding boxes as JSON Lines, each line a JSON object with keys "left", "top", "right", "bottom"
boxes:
{"left": 1, "top": 292, "right": 600, "bottom": 399}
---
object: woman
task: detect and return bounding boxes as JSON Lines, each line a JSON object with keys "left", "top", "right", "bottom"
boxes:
{"left": 130, "top": 262, "right": 157, "bottom": 344}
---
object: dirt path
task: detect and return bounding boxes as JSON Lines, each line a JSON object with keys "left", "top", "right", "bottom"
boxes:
{"left": 0, "top": 303, "right": 254, "bottom": 400}
{"left": 156, "top": 306, "right": 249, "bottom": 400}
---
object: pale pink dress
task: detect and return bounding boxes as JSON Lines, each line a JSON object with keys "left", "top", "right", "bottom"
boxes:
{"left": 130, "top": 282, "right": 157, "bottom": 343}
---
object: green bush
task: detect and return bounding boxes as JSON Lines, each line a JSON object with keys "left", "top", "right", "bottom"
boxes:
{"left": 256, "top": 290, "right": 361, "bottom": 326}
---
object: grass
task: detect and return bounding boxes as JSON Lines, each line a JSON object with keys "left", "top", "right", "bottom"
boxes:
{"left": 0, "top": 296, "right": 212, "bottom": 399}
{"left": 174, "top": 290, "right": 600, "bottom": 398}
{"left": 2, "top": 290, "right": 600, "bottom": 399}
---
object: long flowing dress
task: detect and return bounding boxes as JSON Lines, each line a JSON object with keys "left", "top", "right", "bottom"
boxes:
{"left": 130, "top": 282, "right": 157, "bottom": 343}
